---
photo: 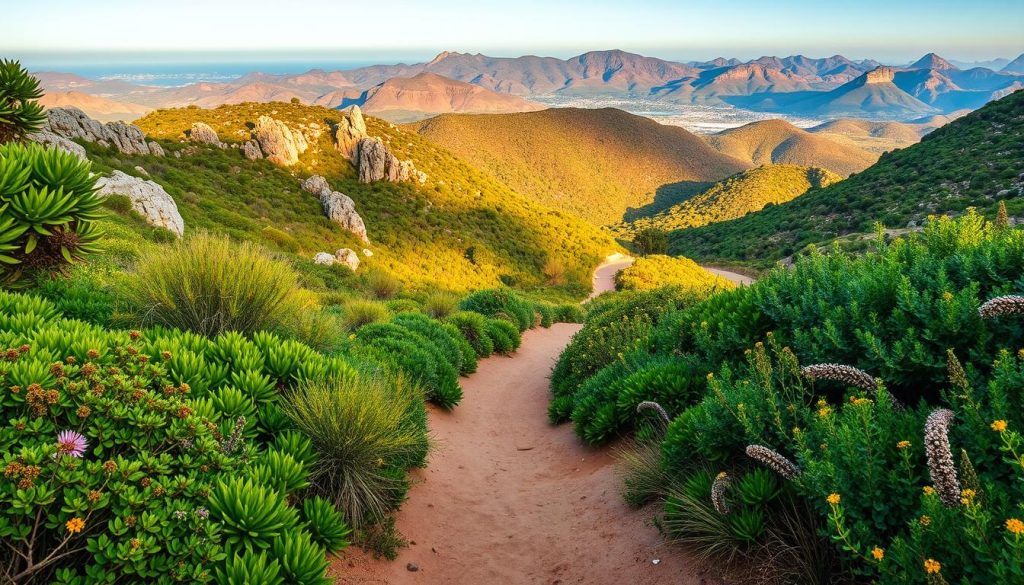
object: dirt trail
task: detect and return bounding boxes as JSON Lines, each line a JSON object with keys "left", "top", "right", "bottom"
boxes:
{"left": 334, "top": 255, "right": 728, "bottom": 585}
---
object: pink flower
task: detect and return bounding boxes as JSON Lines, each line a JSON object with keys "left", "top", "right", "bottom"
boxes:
{"left": 57, "top": 430, "right": 88, "bottom": 458}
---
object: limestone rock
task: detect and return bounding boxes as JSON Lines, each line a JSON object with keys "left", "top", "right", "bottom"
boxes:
{"left": 188, "top": 122, "right": 224, "bottom": 147}
{"left": 313, "top": 252, "right": 336, "bottom": 266}
{"left": 147, "top": 141, "right": 165, "bottom": 157}
{"left": 95, "top": 171, "right": 184, "bottom": 236}
{"left": 363, "top": 248, "right": 373, "bottom": 257}
{"left": 40, "top": 107, "right": 161, "bottom": 156}
{"left": 333, "top": 105, "right": 367, "bottom": 160}
{"left": 27, "top": 130, "right": 87, "bottom": 160}
{"left": 242, "top": 140, "right": 263, "bottom": 160}
{"left": 300, "top": 175, "right": 369, "bottom": 242}
{"left": 334, "top": 248, "right": 360, "bottom": 271}
{"left": 355, "top": 137, "right": 424, "bottom": 184}
{"left": 254, "top": 115, "right": 307, "bottom": 166}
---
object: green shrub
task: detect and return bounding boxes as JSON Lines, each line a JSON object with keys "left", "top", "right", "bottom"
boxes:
{"left": 533, "top": 302, "right": 554, "bottom": 327}
{"left": 614, "top": 255, "right": 734, "bottom": 294}
{"left": 261, "top": 226, "right": 301, "bottom": 253}
{"left": 131, "top": 233, "right": 299, "bottom": 336}
{"left": 270, "top": 529, "right": 330, "bottom": 585}
{"left": 280, "top": 372, "right": 429, "bottom": 528}
{"left": 445, "top": 311, "right": 494, "bottom": 358}
{"left": 354, "top": 322, "right": 463, "bottom": 408}
{"left": 392, "top": 312, "right": 470, "bottom": 374}
{"left": 215, "top": 552, "right": 284, "bottom": 585}
{"left": 339, "top": 299, "right": 391, "bottom": 331}
{"left": 384, "top": 298, "right": 421, "bottom": 313}
{"left": 485, "top": 318, "right": 521, "bottom": 354}
{"left": 633, "top": 227, "right": 668, "bottom": 255}
{"left": 459, "top": 288, "right": 534, "bottom": 332}
{"left": 442, "top": 322, "right": 478, "bottom": 374}
{"left": 0, "top": 142, "right": 104, "bottom": 284}
{"left": 361, "top": 267, "right": 402, "bottom": 299}
{"left": 423, "top": 290, "right": 461, "bottom": 319}
{"left": 0, "top": 60, "right": 46, "bottom": 143}
{"left": 552, "top": 303, "right": 585, "bottom": 323}
{"left": 209, "top": 477, "right": 300, "bottom": 555}
{"left": 301, "top": 497, "right": 351, "bottom": 553}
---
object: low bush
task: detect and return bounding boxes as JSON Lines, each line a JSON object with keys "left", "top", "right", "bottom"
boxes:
{"left": 280, "top": 371, "right": 428, "bottom": 529}
{"left": 361, "top": 268, "right": 402, "bottom": 300}
{"left": 392, "top": 312, "right": 471, "bottom": 374}
{"left": 339, "top": 299, "right": 391, "bottom": 332}
{"left": 353, "top": 323, "right": 463, "bottom": 408}
{"left": 459, "top": 288, "right": 534, "bottom": 332}
{"left": 422, "top": 290, "right": 461, "bottom": 319}
{"left": 131, "top": 233, "right": 299, "bottom": 337}
{"left": 614, "top": 255, "right": 734, "bottom": 294}
{"left": 485, "top": 318, "right": 522, "bottom": 354}
{"left": 445, "top": 311, "right": 494, "bottom": 358}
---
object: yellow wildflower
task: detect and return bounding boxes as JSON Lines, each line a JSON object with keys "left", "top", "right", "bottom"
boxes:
{"left": 920, "top": 515, "right": 932, "bottom": 526}
{"left": 923, "top": 486, "right": 935, "bottom": 496}
{"left": 818, "top": 406, "right": 831, "bottom": 418}
{"left": 991, "top": 420, "right": 1008, "bottom": 432}
{"left": 1006, "top": 518, "right": 1024, "bottom": 535}
{"left": 961, "top": 489, "right": 976, "bottom": 505}
{"left": 924, "top": 559, "right": 941, "bottom": 574}
{"left": 871, "top": 547, "right": 884, "bottom": 561}
{"left": 942, "top": 291, "right": 954, "bottom": 302}
{"left": 897, "top": 440, "right": 911, "bottom": 450}
{"left": 827, "top": 493, "right": 841, "bottom": 506}
{"left": 66, "top": 517, "right": 85, "bottom": 534}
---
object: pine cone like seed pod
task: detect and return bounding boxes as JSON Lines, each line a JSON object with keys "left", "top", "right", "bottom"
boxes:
{"left": 636, "top": 401, "right": 671, "bottom": 427}
{"left": 801, "top": 363, "right": 876, "bottom": 391}
{"left": 924, "top": 408, "right": 961, "bottom": 507}
{"left": 745, "top": 444, "right": 801, "bottom": 480}
{"left": 978, "top": 295, "right": 1024, "bottom": 319}
{"left": 711, "top": 472, "right": 731, "bottom": 515}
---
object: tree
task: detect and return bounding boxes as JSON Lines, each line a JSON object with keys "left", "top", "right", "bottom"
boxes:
{"left": 633, "top": 227, "right": 668, "bottom": 256}
{"left": 0, "top": 60, "right": 46, "bottom": 144}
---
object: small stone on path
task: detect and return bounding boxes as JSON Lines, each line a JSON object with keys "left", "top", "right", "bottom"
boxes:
{"left": 407, "top": 563, "right": 419, "bottom": 572}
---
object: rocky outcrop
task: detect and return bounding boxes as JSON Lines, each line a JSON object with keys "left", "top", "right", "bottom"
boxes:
{"left": 254, "top": 116, "right": 307, "bottom": 166}
{"left": 355, "top": 137, "right": 426, "bottom": 184}
{"left": 188, "top": 122, "right": 224, "bottom": 147}
{"left": 147, "top": 141, "right": 165, "bottom": 157}
{"left": 241, "top": 140, "right": 263, "bottom": 160}
{"left": 40, "top": 107, "right": 162, "bottom": 156}
{"left": 333, "top": 106, "right": 367, "bottom": 160}
{"left": 334, "top": 248, "right": 360, "bottom": 271}
{"left": 862, "top": 66, "right": 896, "bottom": 84}
{"left": 300, "top": 175, "right": 368, "bottom": 242}
{"left": 95, "top": 171, "right": 184, "bottom": 236}
{"left": 313, "top": 252, "right": 336, "bottom": 266}
{"left": 27, "top": 130, "right": 87, "bottom": 160}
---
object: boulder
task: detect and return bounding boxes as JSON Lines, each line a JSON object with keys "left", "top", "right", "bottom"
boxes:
{"left": 147, "top": 141, "right": 165, "bottom": 157}
{"left": 41, "top": 107, "right": 161, "bottom": 156}
{"left": 188, "top": 122, "right": 224, "bottom": 147}
{"left": 27, "top": 130, "right": 87, "bottom": 160}
{"left": 313, "top": 252, "right": 336, "bottom": 266}
{"left": 241, "top": 140, "right": 263, "bottom": 160}
{"left": 355, "top": 137, "right": 424, "bottom": 184}
{"left": 362, "top": 249, "right": 373, "bottom": 257}
{"left": 300, "top": 175, "right": 369, "bottom": 243}
{"left": 254, "top": 115, "right": 307, "bottom": 166}
{"left": 95, "top": 171, "right": 184, "bottom": 237}
{"left": 333, "top": 105, "right": 367, "bottom": 160}
{"left": 335, "top": 248, "right": 360, "bottom": 271}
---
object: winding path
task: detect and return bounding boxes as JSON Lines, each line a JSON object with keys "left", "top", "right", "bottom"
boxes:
{"left": 334, "top": 257, "right": 744, "bottom": 585}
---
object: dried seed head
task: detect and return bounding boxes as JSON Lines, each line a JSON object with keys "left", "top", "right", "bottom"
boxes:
{"left": 636, "top": 401, "right": 671, "bottom": 428}
{"left": 745, "top": 444, "right": 801, "bottom": 480}
{"left": 924, "top": 409, "right": 961, "bottom": 507}
{"left": 978, "top": 295, "right": 1024, "bottom": 320}
{"left": 801, "top": 363, "right": 876, "bottom": 391}
{"left": 711, "top": 472, "right": 731, "bottom": 515}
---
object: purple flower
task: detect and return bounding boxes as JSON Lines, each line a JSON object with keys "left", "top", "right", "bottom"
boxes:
{"left": 195, "top": 507, "right": 209, "bottom": 520}
{"left": 57, "top": 430, "right": 88, "bottom": 458}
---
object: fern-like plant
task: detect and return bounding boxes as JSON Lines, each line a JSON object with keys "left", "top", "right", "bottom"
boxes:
{"left": 0, "top": 60, "right": 46, "bottom": 143}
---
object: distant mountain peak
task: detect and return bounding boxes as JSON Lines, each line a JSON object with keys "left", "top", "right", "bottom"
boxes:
{"left": 910, "top": 53, "right": 959, "bottom": 71}
{"left": 861, "top": 66, "right": 897, "bottom": 84}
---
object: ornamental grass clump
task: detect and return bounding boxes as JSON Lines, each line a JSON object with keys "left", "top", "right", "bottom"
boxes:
{"left": 280, "top": 371, "right": 429, "bottom": 528}
{"left": 923, "top": 408, "right": 961, "bottom": 507}
{"left": 131, "top": 233, "right": 299, "bottom": 337}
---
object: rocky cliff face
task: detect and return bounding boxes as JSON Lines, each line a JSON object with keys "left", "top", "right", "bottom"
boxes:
{"left": 95, "top": 171, "right": 184, "bottom": 236}
{"left": 863, "top": 67, "right": 897, "bottom": 84}
{"left": 254, "top": 115, "right": 308, "bottom": 166}
{"left": 300, "top": 174, "right": 368, "bottom": 242}
{"left": 333, "top": 105, "right": 367, "bottom": 160}
{"left": 355, "top": 137, "right": 426, "bottom": 184}
{"left": 37, "top": 107, "right": 163, "bottom": 156}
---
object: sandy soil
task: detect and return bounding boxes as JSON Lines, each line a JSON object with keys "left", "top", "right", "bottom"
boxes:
{"left": 332, "top": 255, "right": 737, "bottom": 585}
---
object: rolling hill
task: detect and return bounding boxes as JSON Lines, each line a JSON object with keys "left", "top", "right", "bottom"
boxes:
{"left": 705, "top": 119, "right": 878, "bottom": 176}
{"left": 807, "top": 118, "right": 930, "bottom": 153}
{"left": 38, "top": 91, "right": 152, "bottom": 122}
{"left": 122, "top": 101, "right": 619, "bottom": 294}
{"left": 410, "top": 107, "right": 750, "bottom": 225}
{"left": 666, "top": 89, "right": 1024, "bottom": 267}
{"left": 613, "top": 164, "right": 842, "bottom": 235}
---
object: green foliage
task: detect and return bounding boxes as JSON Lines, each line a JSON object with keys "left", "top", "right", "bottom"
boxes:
{"left": 338, "top": 299, "right": 391, "bottom": 331}
{"left": 0, "top": 60, "right": 46, "bottom": 143}
{"left": 632, "top": 227, "right": 668, "bottom": 255}
{"left": 208, "top": 478, "right": 299, "bottom": 555}
{"left": 280, "top": 372, "right": 429, "bottom": 528}
{"left": 393, "top": 312, "right": 475, "bottom": 374}
{"left": 215, "top": 552, "right": 284, "bottom": 585}
{"left": 300, "top": 497, "right": 351, "bottom": 553}
{"left": 459, "top": 288, "right": 534, "bottom": 332}
{"left": 361, "top": 267, "right": 402, "bottom": 299}
{"left": 485, "top": 318, "right": 521, "bottom": 354}
{"left": 422, "top": 290, "right": 461, "bottom": 319}
{"left": 614, "top": 255, "right": 735, "bottom": 293}
{"left": 353, "top": 322, "right": 463, "bottom": 408}
{"left": 669, "top": 92, "right": 1024, "bottom": 267}
{"left": 0, "top": 142, "right": 103, "bottom": 283}
{"left": 445, "top": 311, "right": 494, "bottom": 358}
{"left": 270, "top": 529, "right": 330, "bottom": 585}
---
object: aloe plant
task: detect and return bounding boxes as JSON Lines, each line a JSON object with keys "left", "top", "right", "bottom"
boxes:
{"left": 0, "top": 60, "right": 46, "bottom": 143}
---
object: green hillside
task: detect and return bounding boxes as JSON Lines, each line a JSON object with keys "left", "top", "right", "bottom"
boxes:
{"left": 116, "top": 102, "right": 619, "bottom": 296}
{"left": 614, "top": 165, "right": 841, "bottom": 236}
{"left": 410, "top": 107, "right": 749, "bottom": 225}
{"left": 668, "top": 90, "right": 1024, "bottom": 267}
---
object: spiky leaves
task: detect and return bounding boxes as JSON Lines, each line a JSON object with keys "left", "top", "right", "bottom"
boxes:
{"left": 924, "top": 409, "right": 961, "bottom": 508}
{"left": 0, "top": 60, "right": 46, "bottom": 144}
{"left": 0, "top": 142, "right": 103, "bottom": 282}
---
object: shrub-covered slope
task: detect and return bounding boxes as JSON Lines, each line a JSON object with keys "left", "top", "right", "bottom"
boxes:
{"left": 410, "top": 107, "right": 750, "bottom": 225}
{"left": 615, "top": 165, "right": 842, "bottom": 237}
{"left": 127, "top": 102, "right": 618, "bottom": 295}
{"left": 669, "top": 90, "right": 1024, "bottom": 268}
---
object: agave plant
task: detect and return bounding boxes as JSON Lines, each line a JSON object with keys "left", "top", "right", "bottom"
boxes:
{"left": 207, "top": 477, "right": 299, "bottom": 555}
{"left": 0, "top": 142, "right": 103, "bottom": 283}
{"left": 301, "top": 497, "right": 351, "bottom": 553}
{"left": 0, "top": 60, "right": 46, "bottom": 143}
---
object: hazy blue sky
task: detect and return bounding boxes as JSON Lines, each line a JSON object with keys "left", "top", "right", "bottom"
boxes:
{"left": 2, "top": 0, "right": 1022, "bottom": 63}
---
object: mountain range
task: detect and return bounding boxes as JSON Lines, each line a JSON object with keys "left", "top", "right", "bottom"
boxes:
{"left": 32, "top": 50, "right": 1024, "bottom": 123}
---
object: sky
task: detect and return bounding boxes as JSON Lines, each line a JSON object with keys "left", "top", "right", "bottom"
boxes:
{"left": 2, "top": 0, "right": 1022, "bottom": 65}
